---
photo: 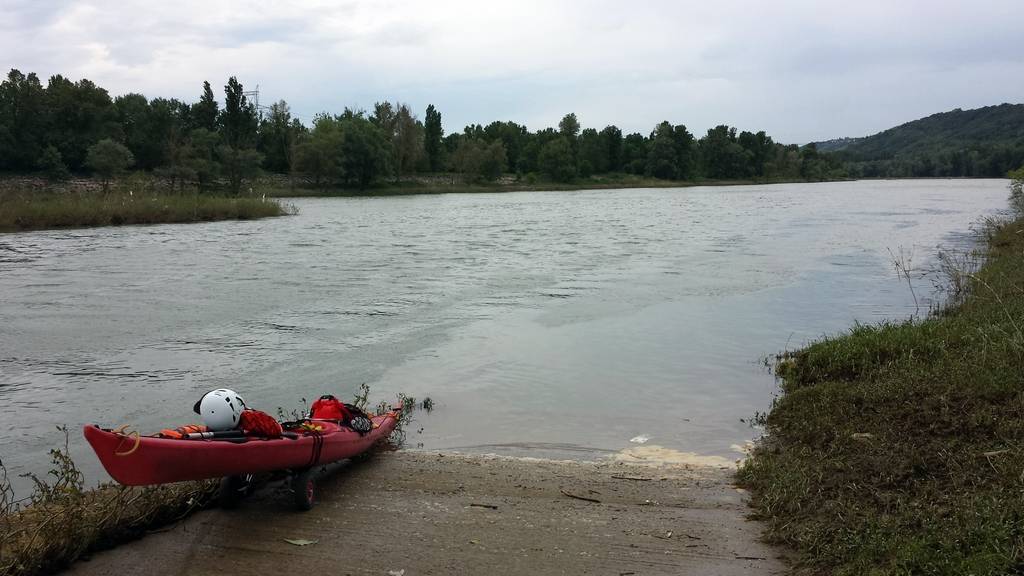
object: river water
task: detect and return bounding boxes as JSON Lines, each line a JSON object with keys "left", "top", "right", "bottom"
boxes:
{"left": 0, "top": 179, "right": 1010, "bottom": 492}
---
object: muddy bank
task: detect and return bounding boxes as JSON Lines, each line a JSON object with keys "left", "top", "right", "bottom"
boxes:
{"left": 65, "top": 450, "right": 785, "bottom": 576}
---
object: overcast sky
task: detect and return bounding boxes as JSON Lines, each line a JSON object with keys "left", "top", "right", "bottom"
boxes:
{"left": 3, "top": 0, "right": 1022, "bottom": 143}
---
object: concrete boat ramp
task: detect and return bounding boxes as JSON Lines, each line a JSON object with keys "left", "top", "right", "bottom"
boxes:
{"left": 66, "top": 450, "right": 786, "bottom": 575}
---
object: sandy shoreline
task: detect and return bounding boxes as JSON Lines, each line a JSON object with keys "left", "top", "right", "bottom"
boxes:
{"left": 64, "top": 450, "right": 785, "bottom": 575}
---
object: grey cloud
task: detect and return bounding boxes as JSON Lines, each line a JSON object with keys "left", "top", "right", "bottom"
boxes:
{"left": 3, "top": 0, "right": 1023, "bottom": 143}
{"left": 2, "top": 1, "right": 74, "bottom": 29}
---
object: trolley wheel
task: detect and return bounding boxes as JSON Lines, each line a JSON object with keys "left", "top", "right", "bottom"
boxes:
{"left": 351, "top": 448, "right": 375, "bottom": 464}
{"left": 219, "top": 474, "right": 250, "bottom": 509}
{"left": 291, "top": 468, "right": 316, "bottom": 511}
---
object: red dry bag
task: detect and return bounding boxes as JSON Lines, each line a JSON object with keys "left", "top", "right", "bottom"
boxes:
{"left": 310, "top": 395, "right": 354, "bottom": 421}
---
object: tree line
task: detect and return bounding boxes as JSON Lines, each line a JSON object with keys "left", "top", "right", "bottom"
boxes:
{"left": 839, "top": 143, "right": 1024, "bottom": 179}
{"left": 0, "top": 69, "right": 848, "bottom": 192}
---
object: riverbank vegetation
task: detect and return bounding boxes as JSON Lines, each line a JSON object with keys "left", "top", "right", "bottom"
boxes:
{"left": 3, "top": 69, "right": 1021, "bottom": 203}
{"left": 738, "top": 174, "right": 1024, "bottom": 574}
{"left": 0, "top": 431, "right": 218, "bottom": 576}
{"left": 0, "top": 183, "right": 292, "bottom": 232}
{"left": 0, "top": 68, "right": 846, "bottom": 200}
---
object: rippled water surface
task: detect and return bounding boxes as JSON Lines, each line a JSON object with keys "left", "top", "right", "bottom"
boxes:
{"left": 0, "top": 180, "right": 1010, "bottom": 490}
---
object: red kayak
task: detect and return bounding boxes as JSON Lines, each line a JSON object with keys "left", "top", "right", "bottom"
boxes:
{"left": 83, "top": 409, "right": 401, "bottom": 486}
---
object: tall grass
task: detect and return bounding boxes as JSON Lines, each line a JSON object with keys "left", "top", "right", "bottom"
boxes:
{"left": 0, "top": 191, "right": 294, "bottom": 233}
{"left": 739, "top": 196, "right": 1024, "bottom": 573}
{"left": 0, "top": 429, "right": 217, "bottom": 576}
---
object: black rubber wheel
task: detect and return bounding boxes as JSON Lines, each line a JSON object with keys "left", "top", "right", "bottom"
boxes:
{"left": 351, "top": 448, "right": 375, "bottom": 464}
{"left": 291, "top": 468, "right": 316, "bottom": 511}
{"left": 219, "top": 475, "right": 249, "bottom": 509}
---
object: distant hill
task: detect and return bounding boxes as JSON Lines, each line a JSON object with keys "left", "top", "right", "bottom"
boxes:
{"left": 812, "top": 104, "right": 1024, "bottom": 177}
{"left": 811, "top": 137, "right": 864, "bottom": 153}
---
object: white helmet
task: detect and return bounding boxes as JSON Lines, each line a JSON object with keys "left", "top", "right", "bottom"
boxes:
{"left": 194, "top": 389, "right": 247, "bottom": 431}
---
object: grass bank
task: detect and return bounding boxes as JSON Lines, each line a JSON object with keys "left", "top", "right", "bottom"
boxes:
{"left": 0, "top": 192, "right": 294, "bottom": 233}
{"left": 738, "top": 210, "right": 1024, "bottom": 573}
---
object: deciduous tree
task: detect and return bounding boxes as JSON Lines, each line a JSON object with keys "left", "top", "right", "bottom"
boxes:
{"left": 646, "top": 122, "right": 679, "bottom": 179}
{"left": 192, "top": 81, "right": 218, "bottom": 132}
{"left": 450, "top": 138, "right": 507, "bottom": 181}
{"left": 424, "top": 104, "right": 444, "bottom": 172}
{"left": 699, "top": 125, "right": 750, "bottom": 179}
{"left": 538, "top": 137, "right": 576, "bottom": 182}
{"left": 183, "top": 128, "right": 220, "bottom": 192}
{"left": 39, "top": 145, "right": 70, "bottom": 181}
{"left": 44, "top": 75, "right": 119, "bottom": 171}
{"left": 599, "top": 125, "right": 623, "bottom": 173}
{"left": 292, "top": 114, "right": 344, "bottom": 187}
{"left": 259, "top": 100, "right": 299, "bottom": 173}
{"left": 578, "top": 128, "right": 606, "bottom": 177}
{"left": 558, "top": 113, "right": 580, "bottom": 140}
{"left": 218, "top": 145, "right": 263, "bottom": 195}
{"left": 340, "top": 112, "right": 389, "bottom": 188}
{"left": 0, "top": 69, "right": 47, "bottom": 171}
{"left": 86, "top": 138, "right": 134, "bottom": 191}
{"left": 219, "top": 77, "right": 258, "bottom": 149}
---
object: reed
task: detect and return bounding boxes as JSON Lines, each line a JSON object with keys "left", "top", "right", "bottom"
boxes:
{"left": 0, "top": 190, "right": 293, "bottom": 233}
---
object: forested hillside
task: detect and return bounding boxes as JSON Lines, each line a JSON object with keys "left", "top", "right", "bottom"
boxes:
{"left": 817, "top": 104, "right": 1024, "bottom": 178}
{"left": 811, "top": 137, "right": 863, "bottom": 153}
